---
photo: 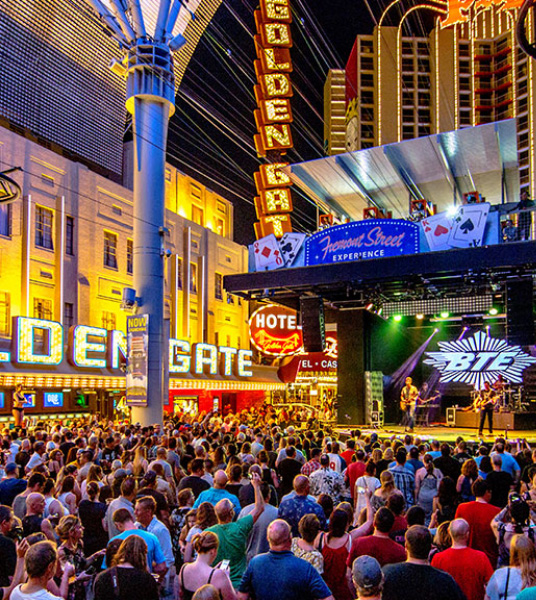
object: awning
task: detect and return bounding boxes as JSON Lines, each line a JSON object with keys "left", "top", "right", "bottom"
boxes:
{"left": 169, "top": 365, "right": 285, "bottom": 391}
{"left": 285, "top": 120, "right": 519, "bottom": 220}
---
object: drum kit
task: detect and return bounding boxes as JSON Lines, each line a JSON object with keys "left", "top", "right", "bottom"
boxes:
{"left": 469, "top": 385, "right": 529, "bottom": 412}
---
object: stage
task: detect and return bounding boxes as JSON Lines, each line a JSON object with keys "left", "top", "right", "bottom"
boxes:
{"left": 450, "top": 409, "right": 536, "bottom": 431}
{"left": 336, "top": 419, "right": 536, "bottom": 444}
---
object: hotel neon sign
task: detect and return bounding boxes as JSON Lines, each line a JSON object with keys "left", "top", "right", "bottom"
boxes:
{"left": 440, "top": 0, "right": 522, "bottom": 27}
{"left": 7, "top": 317, "right": 253, "bottom": 378}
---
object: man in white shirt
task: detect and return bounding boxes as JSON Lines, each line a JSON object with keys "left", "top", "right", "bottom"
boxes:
{"left": 25, "top": 442, "right": 46, "bottom": 474}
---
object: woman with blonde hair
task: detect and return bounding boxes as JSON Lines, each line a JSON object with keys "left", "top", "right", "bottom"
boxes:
{"left": 456, "top": 458, "right": 479, "bottom": 502}
{"left": 132, "top": 446, "right": 148, "bottom": 478}
{"left": 486, "top": 535, "right": 536, "bottom": 600}
{"left": 179, "top": 531, "right": 235, "bottom": 600}
{"left": 80, "top": 464, "right": 103, "bottom": 500}
{"left": 192, "top": 585, "right": 221, "bottom": 600}
{"left": 93, "top": 535, "right": 159, "bottom": 600}
{"left": 371, "top": 470, "right": 395, "bottom": 512}
{"left": 56, "top": 515, "right": 92, "bottom": 600}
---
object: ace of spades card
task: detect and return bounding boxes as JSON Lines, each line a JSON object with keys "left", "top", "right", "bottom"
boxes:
{"left": 279, "top": 232, "right": 307, "bottom": 267}
{"left": 253, "top": 234, "right": 285, "bottom": 271}
{"left": 421, "top": 213, "right": 453, "bottom": 251}
{"left": 448, "top": 203, "right": 490, "bottom": 249}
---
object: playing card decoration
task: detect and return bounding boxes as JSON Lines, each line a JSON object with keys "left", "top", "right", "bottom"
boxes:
{"left": 421, "top": 203, "right": 490, "bottom": 252}
{"left": 250, "top": 232, "right": 307, "bottom": 271}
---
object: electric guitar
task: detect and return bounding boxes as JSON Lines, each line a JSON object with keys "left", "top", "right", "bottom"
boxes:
{"left": 400, "top": 387, "right": 419, "bottom": 411}
{"left": 472, "top": 389, "right": 498, "bottom": 412}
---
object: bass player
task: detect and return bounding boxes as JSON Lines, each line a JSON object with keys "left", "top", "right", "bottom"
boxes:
{"left": 478, "top": 381, "right": 498, "bottom": 437}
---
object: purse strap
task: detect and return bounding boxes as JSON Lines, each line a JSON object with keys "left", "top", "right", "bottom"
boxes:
{"left": 503, "top": 567, "right": 511, "bottom": 599}
{"left": 110, "top": 567, "right": 120, "bottom": 600}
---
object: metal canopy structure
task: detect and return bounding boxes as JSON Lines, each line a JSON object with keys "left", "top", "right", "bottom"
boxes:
{"left": 224, "top": 241, "right": 536, "bottom": 312}
{"left": 286, "top": 120, "right": 520, "bottom": 220}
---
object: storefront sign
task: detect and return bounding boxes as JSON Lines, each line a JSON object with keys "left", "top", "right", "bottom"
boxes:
{"left": 441, "top": 0, "right": 522, "bottom": 28}
{"left": 249, "top": 304, "right": 302, "bottom": 356}
{"left": 126, "top": 314, "right": 149, "bottom": 406}
{"left": 298, "top": 334, "right": 338, "bottom": 372}
{"left": 44, "top": 392, "right": 63, "bottom": 408}
{"left": 424, "top": 331, "right": 536, "bottom": 387}
{"left": 252, "top": 0, "right": 295, "bottom": 239}
{"left": 305, "top": 220, "right": 420, "bottom": 266}
{"left": 3, "top": 317, "right": 253, "bottom": 380}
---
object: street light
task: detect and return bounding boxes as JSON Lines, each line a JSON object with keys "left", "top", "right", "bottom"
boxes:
{"left": 84, "top": 0, "right": 221, "bottom": 425}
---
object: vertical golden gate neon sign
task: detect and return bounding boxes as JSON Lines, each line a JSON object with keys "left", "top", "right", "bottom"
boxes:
{"left": 252, "top": 0, "right": 295, "bottom": 239}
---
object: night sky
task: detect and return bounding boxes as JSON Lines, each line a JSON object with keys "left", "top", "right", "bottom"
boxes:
{"left": 168, "top": 0, "right": 375, "bottom": 246}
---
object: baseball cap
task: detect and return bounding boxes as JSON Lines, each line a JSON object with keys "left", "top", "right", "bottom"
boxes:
{"left": 352, "top": 555, "right": 383, "bottom": 589}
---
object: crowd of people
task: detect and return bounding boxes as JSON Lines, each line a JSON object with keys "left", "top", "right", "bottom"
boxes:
{"left": 0, "top": 406, "right": 534, "bottom": 600}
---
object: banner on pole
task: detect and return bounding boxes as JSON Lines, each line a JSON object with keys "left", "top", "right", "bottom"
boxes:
{"left": 126, "top": 314, "right": 149, "bottom": 406}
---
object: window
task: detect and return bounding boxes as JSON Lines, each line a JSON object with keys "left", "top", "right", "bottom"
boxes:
{"left": 104, "top": 231, "right": 118, "bottom": 269}
{"left": 177, "top": 257, "right": 183, "bottom": 290}
{"left": 0, "top": 205, "right": 11, "bottom": 237}
{"left": 64, "top": 303, "right": 74, "bottom": 328}
{"left": 102, "top": 311, "right": 116, "bottom": 330}
{"left": 35, "top": 206, "right": 54, "bottom": 250}
{"left": 360, "top": 39, "right": 373, "bottom": 53}
{"left": 360, "top": 56, "right": 374, "bottom": 70}
{"left": 192, "top": 205, "right": 204, "bottom": 226}
{"left": 402, "top": 58, "right": 414, "bottom": 72}
{"left": 217, "top": 200, "right": 227, "bottom": 214}
{"left": 215, "top": 273, "right": 223, "bottom": 300}
{"left": 190, "top": 262, "right": 198, "bottom": 294}
{"left": 216, "top": 218, "right": 225, "bottom": 237}
{"left": 360, "top": 73, "right": 374, "bottom": 87}
{"left": 361, "top": 124, "right": 374, "bottom": 138}
{"left": 127, "top": 239, "right": 133, "bottom": 274}
{"left": 65, "top": 216, "right": 74, "bottom": 256}
{"left": 34, "top": 298, "right": 52, "bottom": 320}
{"left": 361, "top": 107, "right": 374, "bottom": 122}
{"left": 361, "top": 91, "right": 374, "bottom": 105}
{"left": 0, "top": 292, "right": 10, "bottom": 336}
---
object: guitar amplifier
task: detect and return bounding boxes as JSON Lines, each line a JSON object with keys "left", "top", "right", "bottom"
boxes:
{"left": 371, "top": 411, "right": 384, "bottom": 427}
{"left": 446, "top": 407, "right": 456, "bottom": 427}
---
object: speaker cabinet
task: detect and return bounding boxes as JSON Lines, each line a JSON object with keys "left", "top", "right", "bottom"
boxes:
{"left": 300, "top": 296, "right": 325, "bottom": 352}
{"left": 446, "top": 407, "right": 456, "bottom": 427}
{"left": 506, "top": 279, "right": 535, "bottom": 347}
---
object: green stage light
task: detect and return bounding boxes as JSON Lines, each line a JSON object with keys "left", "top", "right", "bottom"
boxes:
{"left": 393, "top": 315, "right": 402, "bottom": 322}
{"left": 489, "top": 307, "right": 498, "bottom": 316}
{"left": 440, "top": 311, "right": 450, "bottom": 319}
{"left": 416, "top": 313, "right": 424, "bottom": 320}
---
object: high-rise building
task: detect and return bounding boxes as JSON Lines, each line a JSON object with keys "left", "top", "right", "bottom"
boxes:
{"left": 323, "top": 69, "right": 346, "bottom": 156}
{"left": 325, "top": 5, "right": 535, "bottom": 194}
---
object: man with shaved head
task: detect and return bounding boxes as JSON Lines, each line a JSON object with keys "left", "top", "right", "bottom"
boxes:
{"left": 278, "top": 475, "right": 326, "bottom": 536}
{"left": 237, "top": 519, "right": 334, "bottom": 600}
{"left": 21, "top": 493, "right": 54, "bottom": 540}
{"left": 193, "top": 469, "right": 241, "bottom": 514}
{"left": 431, "top": 518, "right": 493, "bottom": 600}
{"left": 206, "top": 472, "right": 264, "bottom": 588}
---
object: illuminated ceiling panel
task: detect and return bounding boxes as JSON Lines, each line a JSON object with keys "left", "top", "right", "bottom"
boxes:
{"left": 285, "top": 120, "right": 520, "bottom": 220}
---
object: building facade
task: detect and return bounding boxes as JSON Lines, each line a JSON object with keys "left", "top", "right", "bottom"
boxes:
{"left": 0, "top": 126, "right": 282, "bottom": 423}
{"left": 326, "top": 5, "right": 535, "bottom": 194}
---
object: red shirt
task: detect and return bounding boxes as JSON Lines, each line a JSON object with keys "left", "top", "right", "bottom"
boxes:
{"left": 346, "top": 461, "right": 366, "bottom": 500}
{"left": 347, "top": 534, "right": 407, "bottom": 567}
{"left": 455, "top": 501, "right": 500, "bottom": 567}
{"left": 340, "top": 449, "right": 356, "bottom": 466}
{"left": 431, "top": 547, "right": 493, "bottom": 600}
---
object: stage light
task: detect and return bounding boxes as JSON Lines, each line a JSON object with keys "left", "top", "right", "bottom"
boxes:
{"left": 365, "top": 303, "right": 374, "bottom": 311}
{"left": 447, "top": 205, "right": 458, "bottom": 217}
{"left": 377, "top": 308, "right": 383, "bottom": 316}
{"left": 393, "top": 315, "right": 402, "bottom": 322}
{"left": 416, "top": 314, "right": 424, "bottom": 320}
{"left": 434, "top": 328, "right": 439, "bottom": 333}
{"left": 440, "top": 311, "right": 450, "bottom": 319}
{"left": 489, "top": 307, "right": 498, "bottom": 316}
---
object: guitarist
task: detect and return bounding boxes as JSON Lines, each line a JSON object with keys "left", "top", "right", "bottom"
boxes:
{"left": 478, "top": 381, "right": 498, "bottom": 437}
{"left": 400, "top": 376, "right": 419, "bottom": 432}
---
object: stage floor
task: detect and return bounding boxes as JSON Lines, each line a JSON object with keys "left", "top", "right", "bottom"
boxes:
{"left": 335, "top": 424, "right": 536, "bottom": 444}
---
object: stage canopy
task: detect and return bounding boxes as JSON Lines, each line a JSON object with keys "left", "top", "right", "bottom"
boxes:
{"left": 286, "top": 120, "right": 520, "bottom": 219}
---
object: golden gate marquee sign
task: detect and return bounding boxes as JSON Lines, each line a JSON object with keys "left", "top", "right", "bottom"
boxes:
{"left": 253, "top": 0, "right": 294, "bottom": 240}
{"left": 441, "top": 0, "right": 523, "bottom": 27}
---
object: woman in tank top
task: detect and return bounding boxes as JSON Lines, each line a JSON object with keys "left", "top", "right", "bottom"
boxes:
{"left": 179, "top": 531, "right": 235, "bottom": 600}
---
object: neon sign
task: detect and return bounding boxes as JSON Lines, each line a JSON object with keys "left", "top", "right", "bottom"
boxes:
{"left": 6, "top": 317, "right": 253, "bottom": 379}
{"left": 440, "top": 0, "right": 522, "bottom": 27}
{"left": 249, "top": 304, "right": 303, "bottom": 356}
{"left": 252, "top": 0, "right": 295, "bottom": 239}
{"left": 424, "top": 331, "right": 536, "bottom": 388}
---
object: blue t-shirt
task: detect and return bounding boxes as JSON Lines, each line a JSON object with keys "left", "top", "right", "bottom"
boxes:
{"left": 105, "top": 529, "right": 165, "bottom": 571}
{"left": 239, "top": 550, "right": 332, "bottom": 600}
{"left": 493, "top": 453, "right": 520, "bottom": 478}
{"left": 193, "top": 487, "right": 242, "bottom": 514}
